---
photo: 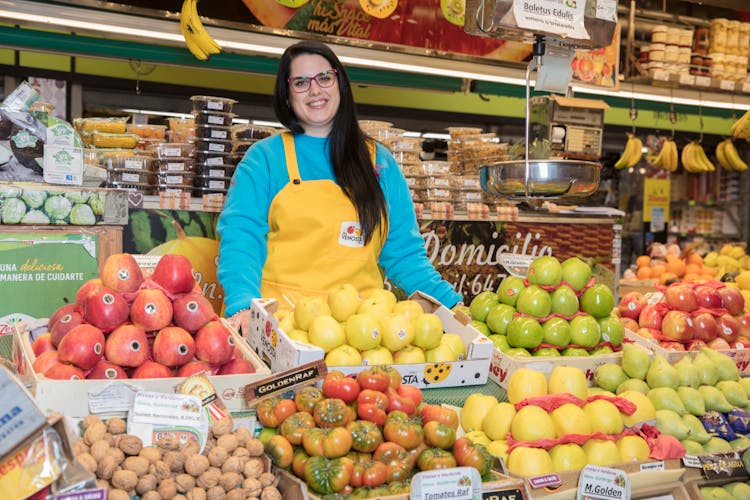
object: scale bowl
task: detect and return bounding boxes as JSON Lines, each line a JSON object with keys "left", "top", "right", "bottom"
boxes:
{"left": 480, "top": 159, "right": 602, "bottom": 200}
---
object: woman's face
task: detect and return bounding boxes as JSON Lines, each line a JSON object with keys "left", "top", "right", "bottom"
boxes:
{"left": 288, "top": 54, "right": 340, "bottom": 137}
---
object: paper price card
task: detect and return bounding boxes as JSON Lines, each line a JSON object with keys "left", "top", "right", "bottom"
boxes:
{"left": 576, "top": 465, "right": 630, "bottom": 500}
{"left": 410, "top": 467, "right": 482, "bottom": 500}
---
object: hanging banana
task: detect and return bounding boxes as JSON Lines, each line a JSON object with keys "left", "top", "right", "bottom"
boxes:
{"left": 653, "top": 137, "right": 678, "bottom": 172}
{"left": 614, "top": 133, "right": 643, "bottom": 170}
{"left": 719, "top": 138, "right": 748, "bottom": 171}
{"left": 180, "top": 0, "right": 221, "bottom": 61}
{"left": 730, "top": 109, "right": 750, "bottom": 140}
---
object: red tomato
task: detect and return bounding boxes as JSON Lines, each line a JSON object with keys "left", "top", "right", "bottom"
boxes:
{"left": 383, "top": 410, "right": 424, "bottom": 450}
{"left": 357, "top": 403, "right": 387, "bottom": 427}
{"left": 350, "top": 461, "right": 388, "bottom": 488}
{"left": 356, "top": 368, "right": 391, "bottom": 392}
{"left": 322, "top": 371, "right": 361, "bottom": 404}
{"left": 396, "top": 384, "right": 423, "bottom": 407}
{"left": 420, "top": 404, "right": 459, "bottom": 431}
{"left": 386, "top": 388, "right": 416, "bottom": 416}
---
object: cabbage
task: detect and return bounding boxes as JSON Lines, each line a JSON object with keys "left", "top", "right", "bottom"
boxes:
{"left": 1, "top": 198, "right": 27, "bottom": 224}
{"left": 21, "top": 209, "right": 50, "bottom": 224}
{"left": 20, "top": 190, "right": 47, "bottom": 209}
{"left": 69, "top": 203, "right": 96, "bottom": 225}
{"left": 44, "top": 195, "right": 72, "bottom": 221}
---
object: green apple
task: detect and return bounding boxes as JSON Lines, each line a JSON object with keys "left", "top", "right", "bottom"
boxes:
{"left": 561, "top": 347, "right": 590, "bottom": 356}
{"left": 441, "top": 333, "right": 467, "bottom": 360}
{"left": 506, "top": 316, "right": 543, "bottom": 349}
{"left": 496, "top": 276, "right": 526, "bottom": 307}
{"left": 393, "top": 344, "right": 426, "bottom": 364}
{"left": 471, "top": 320, "right": 491, "bottom": 336}
{"left": 533, "top": 347, "right": 561, "bottom": 357}
{"left": 325, "top": 344, "right": 363, "bottom": 366}
{"left": 488, "top": 334, "right": 511, "bottom": 351}
{"left": 486, "top": 303, "right": 516, "bottom": 335}
{"left": 542, "top": 317, "right": 571, "bottom": 347}
{"left": 294, "top": 296, "right": 331, "bottom": 331}
{"left": 590, "top": 345, "right": 614, "bottom": 355}
{"left": 327, "top": 283, "right": 361, "bottom": 322}
{"left": 515, "top": 285, "right": 552, "bottom": 318}
{"left": 580, "top": 284, "right": 615, "bottom": 319}
{"left": 425, "top": 342, "right": 458, "bottom": 362}
{"left": 379, "top": 313, "right": 415, "bottom": 352}
{"left": 361, "top": 346, "right": 394, "bottom": 365}
{"left": 598, "top": 316, "right": 625, "bottom": 346}
{"left": 561, "top": 257, "right": 592, "bottom": 291}
{"left": 287, "top": 328, "right": 310, "bottom": 344}
{"left": 505, "top": 347, "right": 531, "bottom": 357}
{"left": 550, "top": 285, "right": 579, "bottom": 316}
{"left": 345, "top": 313, "right": 381, "bottom": 351}
{"left": 452, "top": 304, "right": 471, "bottom": 317}
{"left": 393, "top": 299, "right": 425, "bottom": 325}
{"left": 569, "top": 314, "right": 601, "bottom": 348}
{"left": 469, "top": 291, "right": 499, "bottom": 322}
{"left": 413, "top": 313, "right": 444, "bottom": 350}
{"left": 308, "top": 314, "right": 346, "bottom": 353}
{"left": 527, "top": 255, "right": 562, "bottom": 286}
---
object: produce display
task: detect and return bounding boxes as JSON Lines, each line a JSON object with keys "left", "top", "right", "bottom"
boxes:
{"left": 273, "top": 286, "right": 466, "bottom": 366}
{"left": 469, "top": 255, "right": 622, "bottom": 357}
{"left": 0, "top": 184, "right": 109, "bottom": 225}
{"left": 34, "top": 252, "right": 255, "bottom": 380}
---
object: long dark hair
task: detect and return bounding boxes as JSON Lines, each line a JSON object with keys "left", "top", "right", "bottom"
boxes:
{"left": 273, "top": 40, "right": 387, "bottom": 245}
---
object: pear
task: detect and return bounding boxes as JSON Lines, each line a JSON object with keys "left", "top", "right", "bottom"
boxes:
{"left": 621, "top": 343, "right": 650, "bottom": 380}
{"left": 680, "top": 439, "right": 705, "bottom": 455}
{"left": 646, "top": 355, "right": 679, "bottom": 390}
{"left": 717, "top": 380, "right": 749, "bottom": 408}
{"left": 701, "top": 348, "right": 740, "bottom": 381}
{"left": 741, "top": 378, "right": 750, "bottom": 399}
{"left": 673, "top": 356, "right": 699, "bottom": 389}
{"left": 703, "top": 437, "right": 732, "bottom": 453}
{"left": 725, "top": 481, "right": 750, "bottom": 500}
{"left": 699, "top": 385, "right": 734, "bottom": 413}
{"left": 682, "top": 413, "right": 711, "bottom": 444}
{"left": 655, "top": 410, "right": 689, "bottom": 440}
{"left": 616, "top": 378, "right": 651, "bottom": 395}
{"left": 699, "top": 487, "right": 734, "bottom": 500}
{"left": 731, "top": 436, "right": 750, "bottom": 450}
{"left": 594, "top": 364, "right": 628, "bottom": 393}
{"left": 694, "top": 352, "right": 719, "bottom": 386}
{"left": 677, "top": 386, "right": 706, "bottom": 416}
{"left": 647, "top": 387, "right": 685, "bottom": 415}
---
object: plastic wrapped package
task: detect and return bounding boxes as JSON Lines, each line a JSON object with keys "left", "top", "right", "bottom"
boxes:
{"left": 420, "top": 161, "right": 452, "bottom": 176}
{"left": 149, "top": 142, "right": 194, "bottom": 159}
{"left": 194, "top": 175, "right": 230, "bottom": 190}
{"left": 423, "top": 176, "right": 452, "bottom": 189}
{"left": 126, "top": 123, "right": 167, "bottom": 139}
{"left": 454, "top": 190, "right": 486, "bottom": 205}
{"left": 447, "top": 126, "right": 483, "bottom": 138}
{"left": 404, "top": 176, "right": 427, "bottom": 189}
{"left": 195, "top": 138, "right": 232, "bottom": 153}
{"left": 109, "top": 181, "right": 156, "bottom": 194}
{"left": 194, "top": 150, "right": 240, "bottom": 166}
{"left": 89, "top": 132, "right": 138, "bottom": 149}
{"left": 0, "top": 427, "right": 65, "bottom": 500}
{"left": 195, "top": 124, "right": 231, "bottom": 140}
{"left": 390, "top": 138, "right": 423, "bottom": 151}
{"left": 107, "top": 168, "right": 154, "bottom": 184}
{"left": 166, "top": 128, "right": 195, "bottom": 143}
{"left": 392, "top": 150, "right": 421, "bottom": 164}
{"left": 156, "top": 158, "right": 195, "bottom": 173}
{"left": 194, "top": 162, "right": 235, "bottom": 178}
{"left": 193, "top": 186, "right": 228, "bottom": 198}
{"left": 451, "top": 175, "right": 482, "bottom": 190}
{"left": 231, "top": 124, "right": 279, "bottom": 140}
{"left": 193, "top": 110, "right": 235, "bottom": 127}
{"left": 100, "top": 154, "right": 155, "bottom": 171}
{"left": 424, "top": 187, "right": 453, "bottom": 201}
{"left": 167, "top": 116, "right": 195, "bottom": 131}
{"left": 190, "top": 95, "right": 237, "bottom": 113}
{"left": 73, "top": 117, "right": 128, "bottom": 134}
{"left": 135, "top": 137, "right": 163, "bottom": 151}
{"left": 233, "top": 140, "right": 257, "bottom": 154}
{"left": 157, "top": 172, "right": 195, "bottom": 186}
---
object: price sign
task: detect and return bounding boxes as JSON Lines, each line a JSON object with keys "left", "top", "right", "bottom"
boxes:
{"left": 695, "top": 76, "right": 711, "bottom": 87}
{"left": 652, "top": 70, "right": 670, "bottom": 82}
{"left": 410, "top": 467, "right": 482, "bottom": 500}
{"left": 720, "top": 80, "right": 737, "bottom": 91}
{"left": 679, "top": 74, "right": 695, "bottom": 86}
{"left": 577, "top": 465, "right": 631, "bottom": 500}
{"left": 742, "top": 82, "right": 750, "bottom": 93}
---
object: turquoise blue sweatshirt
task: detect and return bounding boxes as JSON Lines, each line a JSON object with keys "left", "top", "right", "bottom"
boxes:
{"left": 217, "top": 133, "right": 462, "bottom": 316}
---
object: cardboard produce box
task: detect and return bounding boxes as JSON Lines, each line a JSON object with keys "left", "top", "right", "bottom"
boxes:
{"left": 244, "top": 292, "right": 494, "bottom": 389}
{"left": 0, "top": 224, "right": 122, "bottom": 335}
{"left": 13, "top": 319, "right": 272, "bottom": 417}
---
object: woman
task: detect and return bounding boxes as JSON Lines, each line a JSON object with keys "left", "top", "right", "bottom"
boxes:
{"left": 217, "top": 40, "right": 461, "bottom": 323}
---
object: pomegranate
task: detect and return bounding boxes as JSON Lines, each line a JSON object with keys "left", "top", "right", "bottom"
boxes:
{"left": 32, "top": 350, "right": 60, "bottom": 375}
{"left": 45, "top": 363, "right": 84, "bottom": 380}
{"left": 50, "top": 311, "right": 84, "bottom": 347}
{"left": 48, "top": 303, "right": 78, "bottom": 330}
{"left": 176, "top": 360, "right": 212, "bottom": 377}
{"left": 75, "top": 278, "right": 102, "bottom": 308}
{"left": 218, "top": 358, "right": 256, "bottom": 375}
{"left": 31, "top": 333, "right": 56, "bottom": 357}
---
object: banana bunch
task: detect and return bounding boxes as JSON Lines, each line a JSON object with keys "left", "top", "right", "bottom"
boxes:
{"left": 681, "top": 141, "right": 715, "bottom": 173}
{"left": 180, "top": 0, "right": 221, "bottom": 61}
{"left": 652, "top": 137, "right": 679, "bottom": 171}
{"left": 614, "top": 133, "right": 643, "bottom": 169}
{"left": 730, "top": 109, "right": 750, "bottom": 140}
{"left": 716, "top": 138, "right": 748, "bottom": 171}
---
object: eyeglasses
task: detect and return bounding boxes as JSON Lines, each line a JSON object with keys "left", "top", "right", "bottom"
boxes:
{"left": 287, "top": 69, "right": 338, "bottom": 93}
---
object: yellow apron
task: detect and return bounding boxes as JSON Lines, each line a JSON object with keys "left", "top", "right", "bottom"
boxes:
{"left": 260, "top": 132, "right": 385, "bottom": 309}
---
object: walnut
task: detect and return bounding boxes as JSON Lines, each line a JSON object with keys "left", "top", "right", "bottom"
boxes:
{"left": 139, "top": 446, "right": 162, "bottom": 464}
{"left": 136, "top": 474, "right": 158, "bottom": 495}
{"left": 76, "top": 453, "right": 97, "bottom": 474}
{"left": 141, "top": 492, "right": 161, "bottom": 500}
{"left": 211, "top": 416, "right": 233, "bottom": 437}
{"left": 158, "top": 478, "right": 178, "bottom": 499}
{"left": 234, "top": 427, "right": 253, "bottom": 447}
{"left": 196, "top": 468, "right": 221, "bottom": 489}
{"left": 232, "top": 447, "right": 250, "bottom": 460}
{"left": 175, "top": 472, "right": 196, "bottom": 493}
{"left": 207, "top": 446, "right": 228, "bottom": 467}
{"left": 206, "top": 486, "right": 227, "bottom": 500}
{"left": 203, "top": 437, "right": 217, "bottom": 453}
{"left": 219, "top": 471, "right": 242, "bottom": 491}
{"left": 216, "top": 434, "right": 239, "bottom": 454}
{"left": 95, "top": 479, "right": 109, "bottom": 490}
{"left": 242, "top": 458, "right": 264, "bottom": 479}
{"left": 175, "top": 496, "right": 188, "bottom": 500}
{"left": 227, "top": 489, "right": 249, "bottom": 500}
{"left": 151, "top": 460, "right": 171, "bottom": 481}
{"left": 184, "top": 454, "right": 210, "bottom": 477}
{"left": 97, "top": 455, "right": 118, "bottom": 481}
{"left": 84, "top": 422, "right": 107, "bottom": 446}
{"left": 107, "top": 489, "right": 130, "bottom": 500}
{"left": 123, "top": 456, "right": 150, "bottom": 477}
{"left": 103, "top": 433, "right": 117, "bottom": 447}
{"left": 111, "top": 469, "right": 138, "bottom": 491}
{"left": 182, "top": 440, "right": 201, "bottom": 456}
{"left": 260, "top": 486, "right": 282, "bottom": 500}
{"left": 259, "top": 472, "right": 277, "bottom": 488}
{"left": 109, "top": 447, "right": 125, "bottom": 465}
{"left": 107, "top": 418, "right": 127, "bottom": 435}
{"left": 244, "top": 439, "right": 264, "bottom": 457}
{"left": 82, "top": 415, "right": 103, "bottom": 430}
{"left": 187, "top": 487, "right": 208, "bottom": 500}
{"left": 118, "top": 435, "right": 143, "bottom": 456}
{"left": 242, "top": 478, "right": 262, "bottom": 497}
{"left": 72, "top": 439, "right": 89, "bottom": 456}
{"left": 165, "top": 450, "right": 187, "bottom": 473}
{"left": 157, "top": 435, "right": 181, "bottom": 451}
{"left": 221, "top": 456, "right": 243, "bottom": 474}
{"left": 89, "top": 440, "right": 110, "bottom": 462}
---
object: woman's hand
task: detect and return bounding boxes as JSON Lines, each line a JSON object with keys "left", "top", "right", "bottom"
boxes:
{"left": 226, "top": 308, "right": 250, "bottom": 333}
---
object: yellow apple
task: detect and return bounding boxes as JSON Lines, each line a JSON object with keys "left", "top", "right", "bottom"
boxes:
{"left": 359, "top": 289, "right": 397, "bottom": 313}
{"left": 487, "top": 440, "right": 509, "bottom": 462}
{"left": 308, "top": 314, "right": 345, "bottom": 353}
{"left": 393, "top": 299, "right": 424, "bottom": 325}
{"left": 294, "top": 296, "right": 331, "bottom": 331}
{"left": 440, "top": 333, "right": 467, "bottom": 360}
{"left": 380, "top": 313, "right": 415, "bottom": 352}
{"left": 287, "top": 328, "right": 310, "bottom": 344}
{"left": 274, "top": 309, "right": 292, "bottom": 321}
{"left": 278, "top": 313, "right": 295, "bottom": 333}
{"left": 425, "top": 342, "right": 458, "bottom": 362}
{"left": 361, "top": 346, "right": 394, "bottom": 366}
{"left": 325, "top": 344, "right": 363, "bottom": 366}
{"left": 357, "top": 298, "right": 393, "bottom": 318}
{"left": 327, "top": 283, "right": 361, "bottom": 322}
{"left": 413, "top": 313, "right": 444, "bottom": 350}
{"left": 345, "top": 313, "right": 381, "bottom": 351}
{"left": 393, "top": 345, "right": 426, "bottom": 364}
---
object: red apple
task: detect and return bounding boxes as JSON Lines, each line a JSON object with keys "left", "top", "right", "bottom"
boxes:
{"left": 692, "top": 312, "right": 719, "bottom": 342}
{"left": 31, "top": 333, "right": 56, "bottom": 357}
{"left": 177, "top": 360, "right": 212, "bottom": 377}
{"left": 101, "top": 253, "right": 144, "bottom": 294}
{"left": 32, "top": 350, "right": 60, "bottom": 375}
{"left": 732, "top": 340, "right": 749, "bottom": 349}
{"left": 716, "top": 313, "right": 742, "bottom": 343}
{"left": 659, "top": 341, "right": 686, "bottom": 351}
{"left": 620, "top": 317, "right": 640, "bottom": 333}
{"left": 105, "top": 324, "right": 149, "bottom": 367}
{"left": 664, "top": 284, "right": 698, "bottom": 312}
{"left": 718, "top": 287, "right": 745, "bottom": 316}
{"left": 688, "top": 340, "right": 709, "bottom": 351}
{"left": 45, "top": 363, "right": 84, "bottom": 380}
{"left": 57, "top": 324, "right": 105, "bottom": 370}
{"left": 217, "top": 358, "right": 256, "bottom": 375}
{"left": 708, "top": 337, "right": 732, "bottom": 350}
{"left": 195, "top": 321, "right": 235, "bottom": 365}
{"left": 75, "top": 278, "right": 102, "bottom": 307}
{"left": 661, "top": 310, "right": 695, "bottom": 342}
{"left": 152, "top": 326, "right": 195, "bottom": 367}
{"left": 131, "top": 360, "right": 173, "bottom": 379}
{"left": 694, "top": 285, "right": 723, "bottom": 310}
{"left": 738, "top": 312, "right": 750, "bottom": 340}
{"left": 618, "top": 292, "right": 647, "bottom": 320}
{"left": 151, "top": 254, "right": 195, "bottom": 295}
{"left": 48, "top": 303, "right": 78, "bottom": 330}
{"left": 639, "top": 303, "right": 666, "bottom": 330}
{"left": 84, "top": 287, "right": 129, "bottom": 331}
{"left": 173, "top": 292, "right": 216, "bottom": 333}
{"left": 87, "top": 360, "right": 128, "bottom": 380}
{"left": 130, "top": 288, "right": 173, "bottom": 332}
{"left": 50, "top": 311, "right": 84, "bottom": 347}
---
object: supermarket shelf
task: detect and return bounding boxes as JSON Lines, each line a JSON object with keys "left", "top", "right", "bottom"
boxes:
{"left": 670, "top": 200, "right": 742, "bottom": 207}
{"left": 668, "top": 231, "right": 741, "bottom": 240}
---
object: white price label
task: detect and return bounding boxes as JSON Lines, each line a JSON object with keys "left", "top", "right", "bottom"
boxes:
{"left": 162, "top": 148, "right": 181, "bottom": 157}
{"left": 167, "top": 162, "right": 185, "bottom": 171}
{"left": 211, "top": 130, "right": 228, "bottom": 139}
{"left": 720, "top": 80, "right": 736, "bottom": 91}
{"left": 652, "top": 70, "right": 670, "bottom": 81}
{"left": 166, "top": 175, "right": 183, "bottom": 185}
{"left": 207, "top": 100, "right": 222, "bottom": 110}
{"left": 208, "top": 169, "right": 223, "bottom": 177}
{"left": 208, "top": 115, "right": 223, "bottom": 125}
{"left": 208, "top": 142, "right": 224, "bottom": 152}
{"left": 695, "top": 76, "right": 711, "bottom": 87}
{"left": 124, "top": 159, "right": 142, "bottom": 169}
{"left": 209, "top": 180, "right": 225, "bottom": 189}
{"left": 678, "top": 74, "right": 695, "bottom": 85}
{"left": 205, "top": 156, "right": 223, "bottom": 166}
{"left": 121, "top": 172, "right": 140, "bottom": 183}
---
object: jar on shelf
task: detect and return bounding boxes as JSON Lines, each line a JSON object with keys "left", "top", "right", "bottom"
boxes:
{"left": 740, "top": 23, "right": 750, "bottom": 56}
{"left": 649, "top": 43, "right": 666, "bottom": 62}
{"left": 666, "top": 27, "right": 681, "bottom": 45}
{"left": 727, "top": 20, "right": 741, "bottom": 55}
{"left": 710, "top": 53, "right": 725, "bottom": 79}
{"left": 651, "top": 25, "right": 668, "bottom": 43}
{"left": 678, "top": 46, "right": 692, "bottom": 64}
{"left": 679, "top": 28, "right": 694, "bottom": 47}
{"left": 710, "top": 18, "right": 728, "bottom": 53}
{"left": 664, "top": 45, "right": 679, "bottom": 63}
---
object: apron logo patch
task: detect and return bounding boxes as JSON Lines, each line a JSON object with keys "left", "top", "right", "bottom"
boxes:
{"left": 339, "top": 222, "right": 364, "bottom": 248}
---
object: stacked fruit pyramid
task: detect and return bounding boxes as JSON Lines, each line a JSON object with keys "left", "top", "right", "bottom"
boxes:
{"left": 35, "top": 252, "right": 255, "bottom": 380}
{"left": 469, "top": 255, "right": 623, "bottom": 357}
{"left": 457, "top": 365, "right": 684, "bottom": 477}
